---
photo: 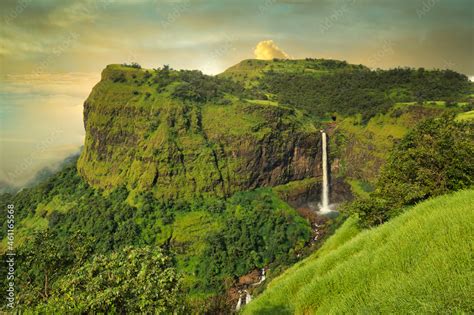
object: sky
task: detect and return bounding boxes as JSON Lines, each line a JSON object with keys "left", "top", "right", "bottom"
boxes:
{"left": 0, "top": 0, "right": 473, "bottom": 187}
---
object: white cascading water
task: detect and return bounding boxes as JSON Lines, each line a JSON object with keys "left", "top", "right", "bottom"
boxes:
{"left": 253, "top": 268, "right": 266, "bottom": 286}
{"left": 320, "top": 130, "right": 331, "bottom": 213}
{"left": 236, "top": 296, "right": 242, "bottom": 311}
{"left": 235, "top": 290, "right": 252, "bottom": 311}
{"left": 245, "top": 290, "right": 252, "bottom": 304}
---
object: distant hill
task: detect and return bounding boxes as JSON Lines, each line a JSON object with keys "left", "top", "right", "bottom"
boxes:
{"left": 222, "top": 58, "right": 471, "bottom": 121}
{"left": 243, "top": 189, "right": 474, "bottom": 314}
{"left": 0, "top": 180, "right": 17, "bottom": 194}
{"left": 219, "top": 58, "right": 367, "bottom": 87}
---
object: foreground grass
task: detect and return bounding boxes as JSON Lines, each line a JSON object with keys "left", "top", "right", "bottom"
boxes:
{"left": 243, "top": 190, "right": 474, "bottom": 314}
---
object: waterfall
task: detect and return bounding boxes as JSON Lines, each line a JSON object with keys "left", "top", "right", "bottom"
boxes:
{"left": 245, "top": 290, "right": 252, "bottom": 304}
{"left": 235, "top": 290, "right": 252, "bottom": 311}
{"left": 235, "top": 296, "right": 242, "bottom": 311}
{"left": 253, "top": 268, "right": 266, "bottom": 286}
{"left": 320, "top": 130, "right": 330, "bottom": 213}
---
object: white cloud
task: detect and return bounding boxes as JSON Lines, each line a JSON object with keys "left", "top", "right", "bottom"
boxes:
{"left": 254, "top": 40, "right": 290, "bottom": 60}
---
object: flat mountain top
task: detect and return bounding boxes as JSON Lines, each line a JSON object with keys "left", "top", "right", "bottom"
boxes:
{"left": 219, "top": 58, "right": 368, "bottom": 86}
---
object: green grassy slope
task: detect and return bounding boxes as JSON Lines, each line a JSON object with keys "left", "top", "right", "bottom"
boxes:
{"left": 243, "top": 189, "right": 474, "bottom": 314}
{"left": 219, "top": 58, "right": 366, "bottom": 87}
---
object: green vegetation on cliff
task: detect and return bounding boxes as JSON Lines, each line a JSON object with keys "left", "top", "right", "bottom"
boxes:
{"left": 221, "top": 59, "right": 470, "bottom": 122}
{"left": 0, "top": 161, "right": 311, "bottom": 313}
{"left": 1, "top": 59, "right": 472, "bottom": 313}
{"left": 219, "top": 58, "right": 366, "bottom": 87}
{"left": 330, "top": 100, "right": 473, "bottom": 191}
{"left": 78, "top": 62, "right": 471, "bottom": 202}
{"left": 331, "top": 104, "right": 443, "bottom": 183}
{"left": 346, "top": 114, "right": 474, "bottom": 227}
{"left": 262, "top": 67, "right": 470, "bottom": 121}
{"left": 243, "top": 190, "right": 474, "bottom": 314}
{"left": 78, "top": 64, "right": 321, "bottom": 201}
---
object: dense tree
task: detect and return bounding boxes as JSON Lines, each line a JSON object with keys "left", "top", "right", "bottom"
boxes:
{"left": 377, "top": 114, "right": 474, "bottom": 206}
{"left": 171, "top": 70, "right": 245, "bottom": 103}
{"left": 0, "top": 230, "right": 96, "bottom": 310}
{"left": 197, "top": 190, "right": 311, "bottom": 291}
{"left": 347, "top": 114, "right": 474, "bottom": 227}
{"left": 262, "top": 68, "right": 469, "bottom": 121}
{"left": 1, "top": 160, "right": 311, "bottom": 312}
{"left": 37, "top": 246, "right": 181, "bottom": 314}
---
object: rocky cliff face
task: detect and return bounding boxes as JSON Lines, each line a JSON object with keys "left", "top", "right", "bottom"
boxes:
{"left": 78, "top": 65, "right": 322, "bottom": 200}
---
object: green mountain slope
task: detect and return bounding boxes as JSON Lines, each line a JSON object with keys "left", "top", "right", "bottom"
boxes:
{"left": 243, "top": 189, "right": 474, "bottom": 314}
{"left": 1, "top": 59, "right": 472, "bottom": 313}
{"left": 330, "top": 102, "right": 464, "bottom": 187}
{"left": 77, "top": 64, "right": 321, "bottom": 201}
{"left": 77, "top": 62, "right": 471, "bottom": 202}
{"left": 221, "top": 59, "right": 470, "bottom": 121}
{"left": 219, "top": 58, "right": 366, "bottom": 87}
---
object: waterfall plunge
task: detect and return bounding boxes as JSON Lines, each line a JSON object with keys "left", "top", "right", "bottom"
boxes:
{"left": 236, "top": 297, "right": 242, "bottom": 311}
{"left": 245, "top": 291, "right": 252, "bottom": 304}
{"left": 319, "top": 130, "right": 331, "bottom": 213}
{"left": 235, "top": 290, "right": 252, "bottom": 311}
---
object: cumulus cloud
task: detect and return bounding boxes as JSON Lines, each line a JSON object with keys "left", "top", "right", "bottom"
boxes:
{"left": 254, "top": 40, "right": 290, "bottom": 60}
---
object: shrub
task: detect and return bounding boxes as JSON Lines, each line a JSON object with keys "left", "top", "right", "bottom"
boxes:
{"left": 343, "top": 197, "right": 390, "bottom": 228}
{"left": 37, "top": 246, "right": 180, "bottom": 314}
{"left": 111, "top": 72, "right": 126, "bottom": 83}
{"left": 347, "top": 114, "right": 473, "bottom": 227}
{"left": 122, "top": 62, "right": 141, "bottom": 69}
{"left": 377, "top": 113, "right": 474, "bottom": 206}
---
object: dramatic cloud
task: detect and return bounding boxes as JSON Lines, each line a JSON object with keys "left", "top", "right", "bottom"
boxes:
{"left": 0, "top": 1, "right": 472, "bottom": 75}
{"left": 254, "top": 40, "right": 290, "bottom": 60}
